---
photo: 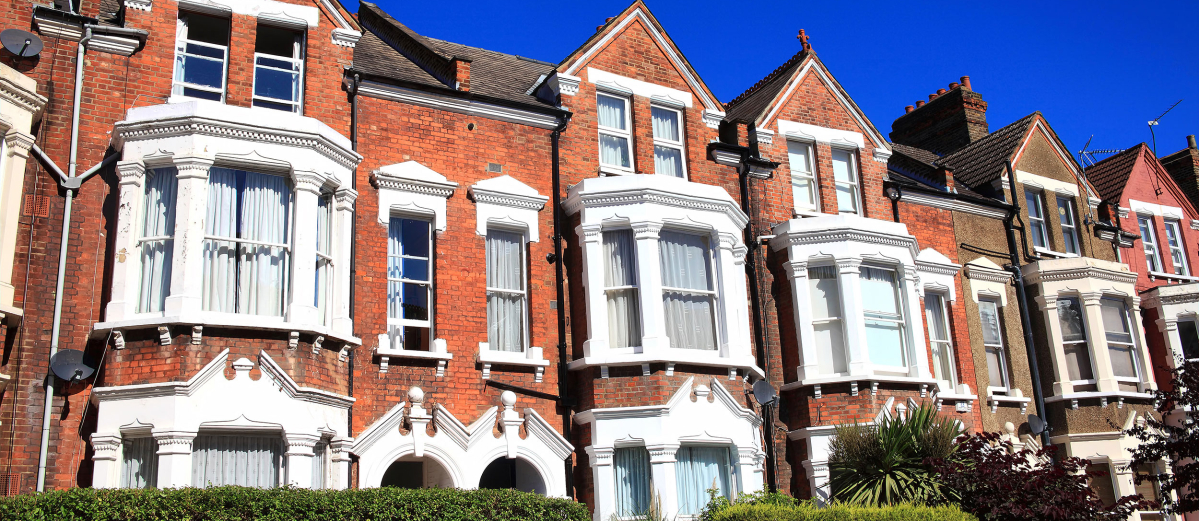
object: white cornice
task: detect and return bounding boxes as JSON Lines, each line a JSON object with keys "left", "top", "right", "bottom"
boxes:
{"left": 358, "top": 81, "right": 561, "bottom": 130}
{"left": 773, "top": 225, "right": 919, "bottom": 258}
{"left": 124, "top": 0, "right": 151, "bottom": 11}
{"left": 371, "top": 171, "right": 458, "bottom": 198}
{"left": 0, "top": 75, "right": 47, "bottom": 116}
{"left": 564, "top": 178, "right": 749, "bottom": 229}
{"left": 469, "top": 187, "right": 548, "bottom": 210}
{"left": 92, "top": 349, "right": 230, "bottom": 401}
{"left": 257, "top": 351, "right": 354, "bottom": 409}
{"left": 702, "top": 109, "right": 724, "bottom": 129}
{"left": 1022, "top": 265, "right": 1138, "bottom": 285}
{"left": 964, "top": 262, "right": 1013, "bottom": 283}
{"left": 331, "top": 28, "right": 361, "bottom": 47}
{"left": 915, "top": 259, "right": 961, "bottom": 276}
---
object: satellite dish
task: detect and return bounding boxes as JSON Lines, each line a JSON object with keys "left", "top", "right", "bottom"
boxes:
{"left": 50, "top": 349, "right": 95, "bottom": 383}
{"left": 1028, "top": 414, "right": 1046, "bottom": 436}
{"left": 752, "top": 379, "right": 777, "bottom": 406}
{"left": 1, "top": 29, "right": 44, "bottom": 59}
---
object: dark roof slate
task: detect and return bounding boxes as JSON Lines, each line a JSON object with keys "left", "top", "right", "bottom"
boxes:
{"left": 891, "top": 143, "right": 940, "bottom": 167}
{"left": 933, "top": 112, "right": 1039, "bottom": 189}
{"left": 723, "top": 50, "right": 809, "bottom": 123}
{"left": 353, "top": 2, "right": 555, "bottom": 107}
{"left": 1083, "top": 145, "right": 1145, "bottom": 203}
{"left": 96, "top": 0, "right": 121, "bottom": 26}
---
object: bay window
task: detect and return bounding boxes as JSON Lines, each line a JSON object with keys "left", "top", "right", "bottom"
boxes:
{"left": 1057, "top": 297, "right": 1096, "bottom": 388}
{"left": 191, "top": 434, "right": 282, "bottom": 488}
{"left": 1164, "top": 220, "right": 1189, "bottom": 276}
{"left": 1101, "top": 298, "right": 1141, "bottom": 390}
{"left": 788, "top": 140, "right": 818, "bottom": 213}
{"left": 604, "top": 230, "right": 641, "bottom": 348}
{"left": 651, "top": 105, "right": 685, "bottom": 178}
{"left": 613, "top": 446, "right": 651, "bottom": 517}
{"left": 675, "top": 446, "right": 732, "bottom": 516}
{"left": 138, "top": 167, "right": 178, "bottom": 313}
{"left": 861, "top": 267, "right": 906, "bottom": 368}
{"left": 597, "top": 93, "right": 633, "bottom": 172}
{"left": 202, "top": 168, "right": 292, "bottom": 317}
{"left": 1026, "top": 189, "right": 1049, "bottom": 249}
{"left": 388, "top": 217, "right": 432, "bottom": 350}
{"left": 925, "top": 292, "right": 956, "bottom": 389}
{"left": 831, "top": 148, "right": 859, "bottom": 214}
{"left": 314, "top": 194, "right": 332, "bottom": 324}
{"left": 120, "top": 437, "right": 157, "bottom": 489}
{"left": 173, "top": 12, "right": 230, "bottom": 101}
{"left": 486, "top": 229, "right": 527, "bottom": 353}
{"left": 979, "top": 300, "right": 1010, "bottom": 393}
{"left": 1139, "top": 216, "right": 1163, "bottom": 272}
{"left": 1057, "top": 196, "right": 1079, "bottom": 255}
{"left": 1180, "top": 319, "right": 1199, "bottom": 361}
{"left": 808, "top": 266, "right": 846, "bottom": 374}
{"left": 253, "top": 24, "right": 305, "bottom": 113}
{"left": 659, "top": 231, "right": 718, "bottom": 351}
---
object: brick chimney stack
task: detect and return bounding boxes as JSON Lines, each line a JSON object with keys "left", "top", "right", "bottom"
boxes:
{"left": 453, "top": 57, "right": 472, "bottom": 92}
{"left": 1161, "top": 135, "right": 1199, "bottom": 211}
{"left": 889, "top": 76, "right": 989, "bottom": 155}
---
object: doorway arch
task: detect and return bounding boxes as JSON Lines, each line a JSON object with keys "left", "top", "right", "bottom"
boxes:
{"left": 380, "top": 454, "right": 454, "bottom": 489}
{"left": 478, "top": 456, "right": 546, "bottom": 495}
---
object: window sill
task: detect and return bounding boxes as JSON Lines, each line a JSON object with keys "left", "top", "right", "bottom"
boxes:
{"left": 1148, "top": 271, "right": 1199, "bottom": 283}
{"left": 1033, "top": 247, "right": 1078, "bottom": 259}
{"left": 793, "top": 209, "right": 823, "bottom": 218}
{"left": 986, "top": 390, "right": 1032, "bottom": 413}
{"left": 780, "top": 374, "right": 937, "bottom": 395}
{"left": 566, "top": 351, "right": 764, "bottom": 380}
{"left": 478, "top": 344, "right": 550, "bottom": 382}
{"left": 598, "top": 165, "right": 636, "bottom": 177}
{"left": 375, "top": 339, "right": 452, "bottom": 376}
{"left": 92, "top": 314, "right": 360, "bottom": 346}
{"left": 1045, "top": 390, "right": 1153, "bottom": 409}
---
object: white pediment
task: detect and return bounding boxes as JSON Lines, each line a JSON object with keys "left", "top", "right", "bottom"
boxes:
{"left": 470, "top": 175, "right": 543, "bottom": 200}
{"left": 376, "top": 161, "right": 452, "bottom": 186}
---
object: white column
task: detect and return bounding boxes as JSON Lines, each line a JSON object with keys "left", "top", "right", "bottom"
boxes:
{"left": 836, "top": 257, "right": 868, "bottom": 374}
{"left": 330, "top": 188, "right": 356, "bottom": 336}
{"left": 288, "top": 172, "right": 323, "bottom": 326}
{"left": 633, "top": 222, "right": 668, "bottom": 352}
{"left": 1130, "top": 297, "right": 1157, "bottom": 392}
{"left": 578, "top": 223, "right": 608, "bottom": 356}
{"left": 647, "top": 444, "right": 680, "bottom": 519}
{"left": 154, "top": 431, "right": 196, "bottom": 488}
{"left": 716, "top": 233, "right": 748, "bottom": 359}
{"left": 736, "top": 446, "right": 764, "bottom": 495}
{"left": 903, "top": 265, "right": 932, "bottom": 379}
{"left": 163, "top": 158, "right": 213, "bottom": 316}
{"left": 586, "top": 446, "right": 615, "bottom": 521}
{"left": 1157, "top": 316, "right": 1186, "bottom": 370}
{"left": 786, "top": 260, "right": 820, "bottom": 381}
{"left": 804, "top": 430, "right": 834, "bottom": 506}
{"left": 1035, "top": 294, "right": 1074, "bottom": 396}
{"left": 1082, "top": 292, "right": 1117, "bottom": 393}
{"left": 0, "top": 132, "right": 34, "bottom": 310}
{"left": 105, "top": 161, "right": 147, "bottom": 321}
{"left": 285, "top": 433, "right": 320, "bottom": 489}
{"left": 330, "top": 436, "right": 354, "bottom": 490}
{"left": 90, "top": 433, "right": 122, "bottom": 488}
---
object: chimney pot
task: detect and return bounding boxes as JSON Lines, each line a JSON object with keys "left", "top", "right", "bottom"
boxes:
{"left": 606, "top": 16, "right": 615, "bottom": 23}
{"left": 1189, "top": 135, "right": 1197, "bottom": 150}
{"left": 960, "top": 76, "right": 972, "bottom": 90}
{"left": 905, "top": 105, "right": 915, "bottom": 113}
{"left": 928, "top": 94, "right": 937, "bottom": 101}
{"left": 949, "top": 82, "right": 960, "bottom": 90}
{"left": 915, "top": 100, "right": 925, "bottom": 108}
{"left": 936, "top": 88, "right": 947, "bottom": 95}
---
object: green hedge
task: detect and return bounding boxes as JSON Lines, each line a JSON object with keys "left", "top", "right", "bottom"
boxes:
{"left": 0, "top": 486, "right": 588, "bottom": 521}
{"left": 706, "top": 503, "right": 976, "bottom": 521}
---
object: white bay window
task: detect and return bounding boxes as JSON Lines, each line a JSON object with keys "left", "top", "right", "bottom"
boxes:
{"left": 659, "top": 231, "right": 718, "bottom": 351}
{"left": 613, "top": 446, "right": 651, "bottom": 517}
{"left": 120, "top": 437, "right": 158, "bottom": 489}
{"left": 138, "top": 167, "right": 178, "bottom": 313}
{"left": 1058, "top": 296, "right": 1096, "bottom": 389}
{"left": 604, "top": 230, "right": 641, "bottom": 349}
{"left": 675, "top": 446, "right": 733, "bottom": 516}
{"left": 314, "top": 194, "right": 332, "bottom": 324}
{"left": 1101, "top": 298, "right": 1142, "bottom": 391}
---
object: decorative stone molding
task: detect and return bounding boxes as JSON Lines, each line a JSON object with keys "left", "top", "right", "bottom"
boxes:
{"left": 157, "top": 326, "right": 172, "bottom": 345}
{"left": 0, "top": 75, "right": 48, "bottom": 115}
{"left": 557, "top": 74, "right": 581, "bottom": 96}
{"left": 471, "top": 175, "right": 547, "bottom": 241}
{"left": 154, "top": 431, "right": 197, "bottom": 454}
{"left": 371, "top": 165, "right": 458, "bottom": 198}
{"left": 702, "top": 109, "right": 725, "bottom": 129}
{"left": 90, "top": 434, "right": 122, "bottom": 460}
{"left": 872, "top": 147, "right": 892, "bottom": 163}
{"left": 312, "top": 336, "right": 324, "bottom": 354}
{"left": 288, "top": 331, "right": 300, "bottom": 350}
{"left": 331, "top": 28, "right": 361, "bottom": 47}
{"left": 631, "top": 221, "right": 663, "bottom": 239}
{"left": 112, "top": 330, "right": 125, "bottom": 350}
{"left": 4, "top": 132, "right": 35, "bottom": 156}
{"left": 172, "top": 157, "right": 215, "bottom": 179}
{"left": 124, "top": 0, "right": 152, "bottom": 11}
{"left": 1022, "top": 264, "right": 1138, "bottom": 285}
{"left": 191, "top": 325, "right": 203, "bottom": 345}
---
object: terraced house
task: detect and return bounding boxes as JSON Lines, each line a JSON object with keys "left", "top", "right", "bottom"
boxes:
{"left": 0, "top": 0, "right": 1190, "bottom": 518}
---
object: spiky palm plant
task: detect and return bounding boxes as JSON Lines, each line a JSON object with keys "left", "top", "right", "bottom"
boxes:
{"left": 827, "top": 401, "right": 963, "bottom": 506}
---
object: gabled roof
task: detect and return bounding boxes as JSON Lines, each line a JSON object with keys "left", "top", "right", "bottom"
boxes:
{"left": 723, "top": 50, "right": 810, "bottom": 123}
{"left": 1083, "top": 145, "right": 1144, "bottom": 203}
{"left": 353, "top": 2, "right": 555, "bottom": 107}
{"left": 556, "top": 1, "right": 721, "bottom": 112}
{"left": 933, "top": 112, "right": 1038, "bottom": 189}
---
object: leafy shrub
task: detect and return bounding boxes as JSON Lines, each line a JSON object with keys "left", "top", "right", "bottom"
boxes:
{"left": 828, "top": 402, "right": 962, "bottom": 506}
{"left": 1127, "top": 360, "right": 1199, "bottom": 515}
{"left": 703, "top": 501, "right": 975, "bottom": 521}
{"left": 0, "top": 486, "right": 588, "bottom": 521}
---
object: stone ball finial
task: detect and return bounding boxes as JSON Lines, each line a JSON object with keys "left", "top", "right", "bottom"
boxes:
{"left": 1004, "top": 421, "right": 1016, "bottom": 435}
{"left": 500, "top": 390, "right": 517, "bottom": 407}
{"left": 408, "top": 386, "right": 425, "bottom": 404}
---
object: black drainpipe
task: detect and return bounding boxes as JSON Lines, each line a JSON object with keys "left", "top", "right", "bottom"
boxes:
{"left": 550, "top": 113, "right": 574, "bottom": 499}
{"left": 347, "top": 71, "right": 360, "bottom": 488}
{"left": 1001, "top": 160, "right": 1051, "bottom": 450}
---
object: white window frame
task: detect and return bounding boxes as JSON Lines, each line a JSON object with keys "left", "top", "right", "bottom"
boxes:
{"left": 659, "top": 229, "right": 720, "bottom": 351}
{"left": 1164, "top": 219, "right": 1190, "bottom": 276}
{"left": 602, "top": 228, "right": 642, "bottom": 350}
{"left": 979, "top": 299, "right": 1010, "bottom": 394}
{"left": 314, "top": 192, "right": 333, "bottom": 325}
{"left": 1026, "top": 189, "right": 1049, "bottom": 249}
{"left": 831, "top": 147, "right": 860, "bottom": 215}
{"left": 251, "top": 23, "right": 306, "bottom": 114}
{"left": 597, "top": 92, "right": 634, "bottom": 174}
{"left": 925, "top": 291, "right": 957, "bottom": 390}
{"left": 787, "top": 140, "right": 819, "bottom": 214}
{"left": 1057, "top": 195, "right": 1080, "bottom": 255}
{"left": 860, "top": 265, "right": 908, "bottom": 371}
{"left": 650, "top": 104, "right": 686, "bottom": 179}
{"left": 173, "top": 11, "right": 230, "bottom": 102}
{"left": 808, "top": 264, "right": 845, "bottom": 375}
{"left": 387, "top": 215, "right": 434, "bottom": 351}
{"left": 1101, "top": 297, "right": 1143, "bottom": 387}
{"left": 1139, "top": 215, "right": 1164, "bottom": 273}
{"left": 1058, "top": 295, "right": 1097, "bottom": 388}
{"left": 1179, "top": 317, "right": 1199, "bottom": 362}
{"left": 485, "top": 227, "right": 530, "bottom": 353}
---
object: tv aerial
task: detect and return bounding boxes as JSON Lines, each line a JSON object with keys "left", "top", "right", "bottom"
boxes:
{"left": 1077, "top": 135, "right": 1124, "bottom": 168}
{"left": 49, "top": 349, "right": 96, "bottom": 384}
{"left": 1, "top": 29, "right": 44, "bottom": 68}
{"left": 1148, "top": 99, "right": 1183, "bottom": 157}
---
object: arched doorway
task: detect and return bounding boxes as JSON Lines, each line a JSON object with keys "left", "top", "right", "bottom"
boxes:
{"left": 478, "top": 457, "right": 546, "bottom": 495}
{"left": 380, "top": 455, "right": 454, "bottom": 488}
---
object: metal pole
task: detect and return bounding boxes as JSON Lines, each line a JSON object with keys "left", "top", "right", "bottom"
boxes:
{"left": 36, "top": 26, "right": 91, "bottom": 492}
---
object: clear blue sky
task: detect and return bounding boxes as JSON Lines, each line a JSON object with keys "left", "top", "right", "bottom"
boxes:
{"left": 351, "top": 0, "right": 1199, "bottom": 162}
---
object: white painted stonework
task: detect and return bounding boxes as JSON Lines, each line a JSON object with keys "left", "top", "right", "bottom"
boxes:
{"left": 469, "top": 174, "right": 547, "bottom": 242}
{"left": 562, "top": 174, "right": 761, "bottom": 378}
{"left": 99, "top": 100, "right": 361, "bottom": 342}
{"left": 0, "top": 63, "right": 45, "bottom": 321}
{"left": 574, "top": 377, "right": 765, "bottom": 521}
{"left": 1141, "top": 282, "right": 1199, "bottom": 368}
{"left": 90, "top": 349, "right": 355, "bottom": 489}
{"left": 586, "top": 68, "right": 694, "bottom": 109}
{"left": 776, "top": 119, "right": 866, "bottom": 151}
{"left": 352, "top": 388, "right": 573, "bottom": 495}
{"left": 1129, "top": 199, "right": 1186, "bottom": 221}
{"left": 769, "top": 214, "right": 937, "bottom": 386}
{"left": 373, "top": 161, "right": 458, "bottom": 232}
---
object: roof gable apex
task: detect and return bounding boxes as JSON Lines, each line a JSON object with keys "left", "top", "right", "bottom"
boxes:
{"left": 557, "top": 1, "right": 721, "bottom": 111}
{"left": 1014, "top": 117, "right": 1099, "bottom": 201}
{"left": 754, "top": 54, "right": 889, "bottom": 151}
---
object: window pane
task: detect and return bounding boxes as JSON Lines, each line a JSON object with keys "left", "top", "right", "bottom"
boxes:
{"left": 401, "top": 219, "right": 430, "bottom": 257}
{"left": 654, "top": 145, "right": 683, "bottom": 177}
{"left": 486, "top": 230, "right": 524, "bottom": 352}
{"left": 485, "top": 230, "right": 523, "bottom": 291}
{"left": 1087, "top": 464, "right": 1117, "bottom": 507}
{"left": 401, "top": 257, "right": 429, "bottom": 282}
{"left": 925, "top": 294, "right": 949, "bottom": 342}
{"left": 191, "top": 435, "right": 281, "bottom": 488}
{"left": 255, "top": 24, "right": 299, "bottom": 57}
{"left": 659, "top": 232, "right": 713, "bottom": 292}
{"left": 613, "top": 447, "right": 651, "bottom": 516}
{"left": 1030, "top": 220, "right": 1047, "bottom": 249}
{"left": 1179, "top": 320, "right": 1199, "bottom": 360}
{"left": 182, "top": 53, "right": 224, "bottom": 89}
{"left": 401, "top": 283, "right": 429, "bottom": 321}
{"left": 1135, "top": 464, "right": 1162, "bottom": 502}
{"left": 140, "top": 167, "right": 178, "bottom": 314}
{"left": 986, "top": 347, "right": 1007, "bottom": 388}
{"left": 659, "top": 232, "right": 716, "bottom": 351}
{"left": 1101, "top": 299, "right": 1133, "bottom": 344}
{"left": 860, "top": 267, "right": 899, "bottom": 315}
{"left": 787, "top": 141, "right": 812, "bottom": 174}
{"left": 651, "top": 106, "right": 680, "bottom": 141}
{"left": 487, "top": 292, "right": 524, "bottom": 352}
{"left": 793, "top": 179, "right": 815, "bottom": 209}
{"left": 186, "top": 42, "right": 225, "bottom": 59}
{"left": 1064, "top": 343, "right": 1095, "bottom": 381}
{"left": 597, "top": 94, "right": 626, "bottom": 130}
{"left": 254, "top": 64, "right": 299, "bottom": 102}
{"left": 866, "top": 320, "right": 906, "bottom": 367}
{"left": 979, "top": 301, "right": 1002, "bottom": 345}
{"left": 604, "top": 230, "right": 641, "bottom": 348}
{"left": 1026, "top": 192, "right": 1043, "bottom": 219}
{"left": 831, "top": 149, "right": 854, "bottom": 183}
{"left": 186, "top": 12, "right": 230, "bottom": 45}
{"left": 807, "top": 267, "right": 840, "bottom": 319}
{"left": 1110, "top": 345, "right": 1137, "bottom": 378}
{"left": 836, "top": 184, "right": 858, "bottom": 213}
{"left": 599, "top": 134, "right": 631, "bottom": 168}
{"left": 1057, "top": 297, "right": 1086, "bottom": 343}
{"left": 675, "top": 447, "right": 731, "bottom": 515}
{"left": 121, "top": 437, "right": 159, "bottom": 489}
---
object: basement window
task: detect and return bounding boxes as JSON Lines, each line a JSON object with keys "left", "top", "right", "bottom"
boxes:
{"left": 253, "top": 24, "right": 305, "bottom": 113}
{"left": 173, "top": 12, "right": 231, "bottom": 101}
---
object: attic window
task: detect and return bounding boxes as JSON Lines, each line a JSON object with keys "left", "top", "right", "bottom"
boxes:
{"left": 173, "top": 12, "right": 231, "bottom": 102}
{"left": 253, "top": 24, "right": 305, "bottom": 113}
{"left": 487, "top": 163, "right": 503, "bottom": 173}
